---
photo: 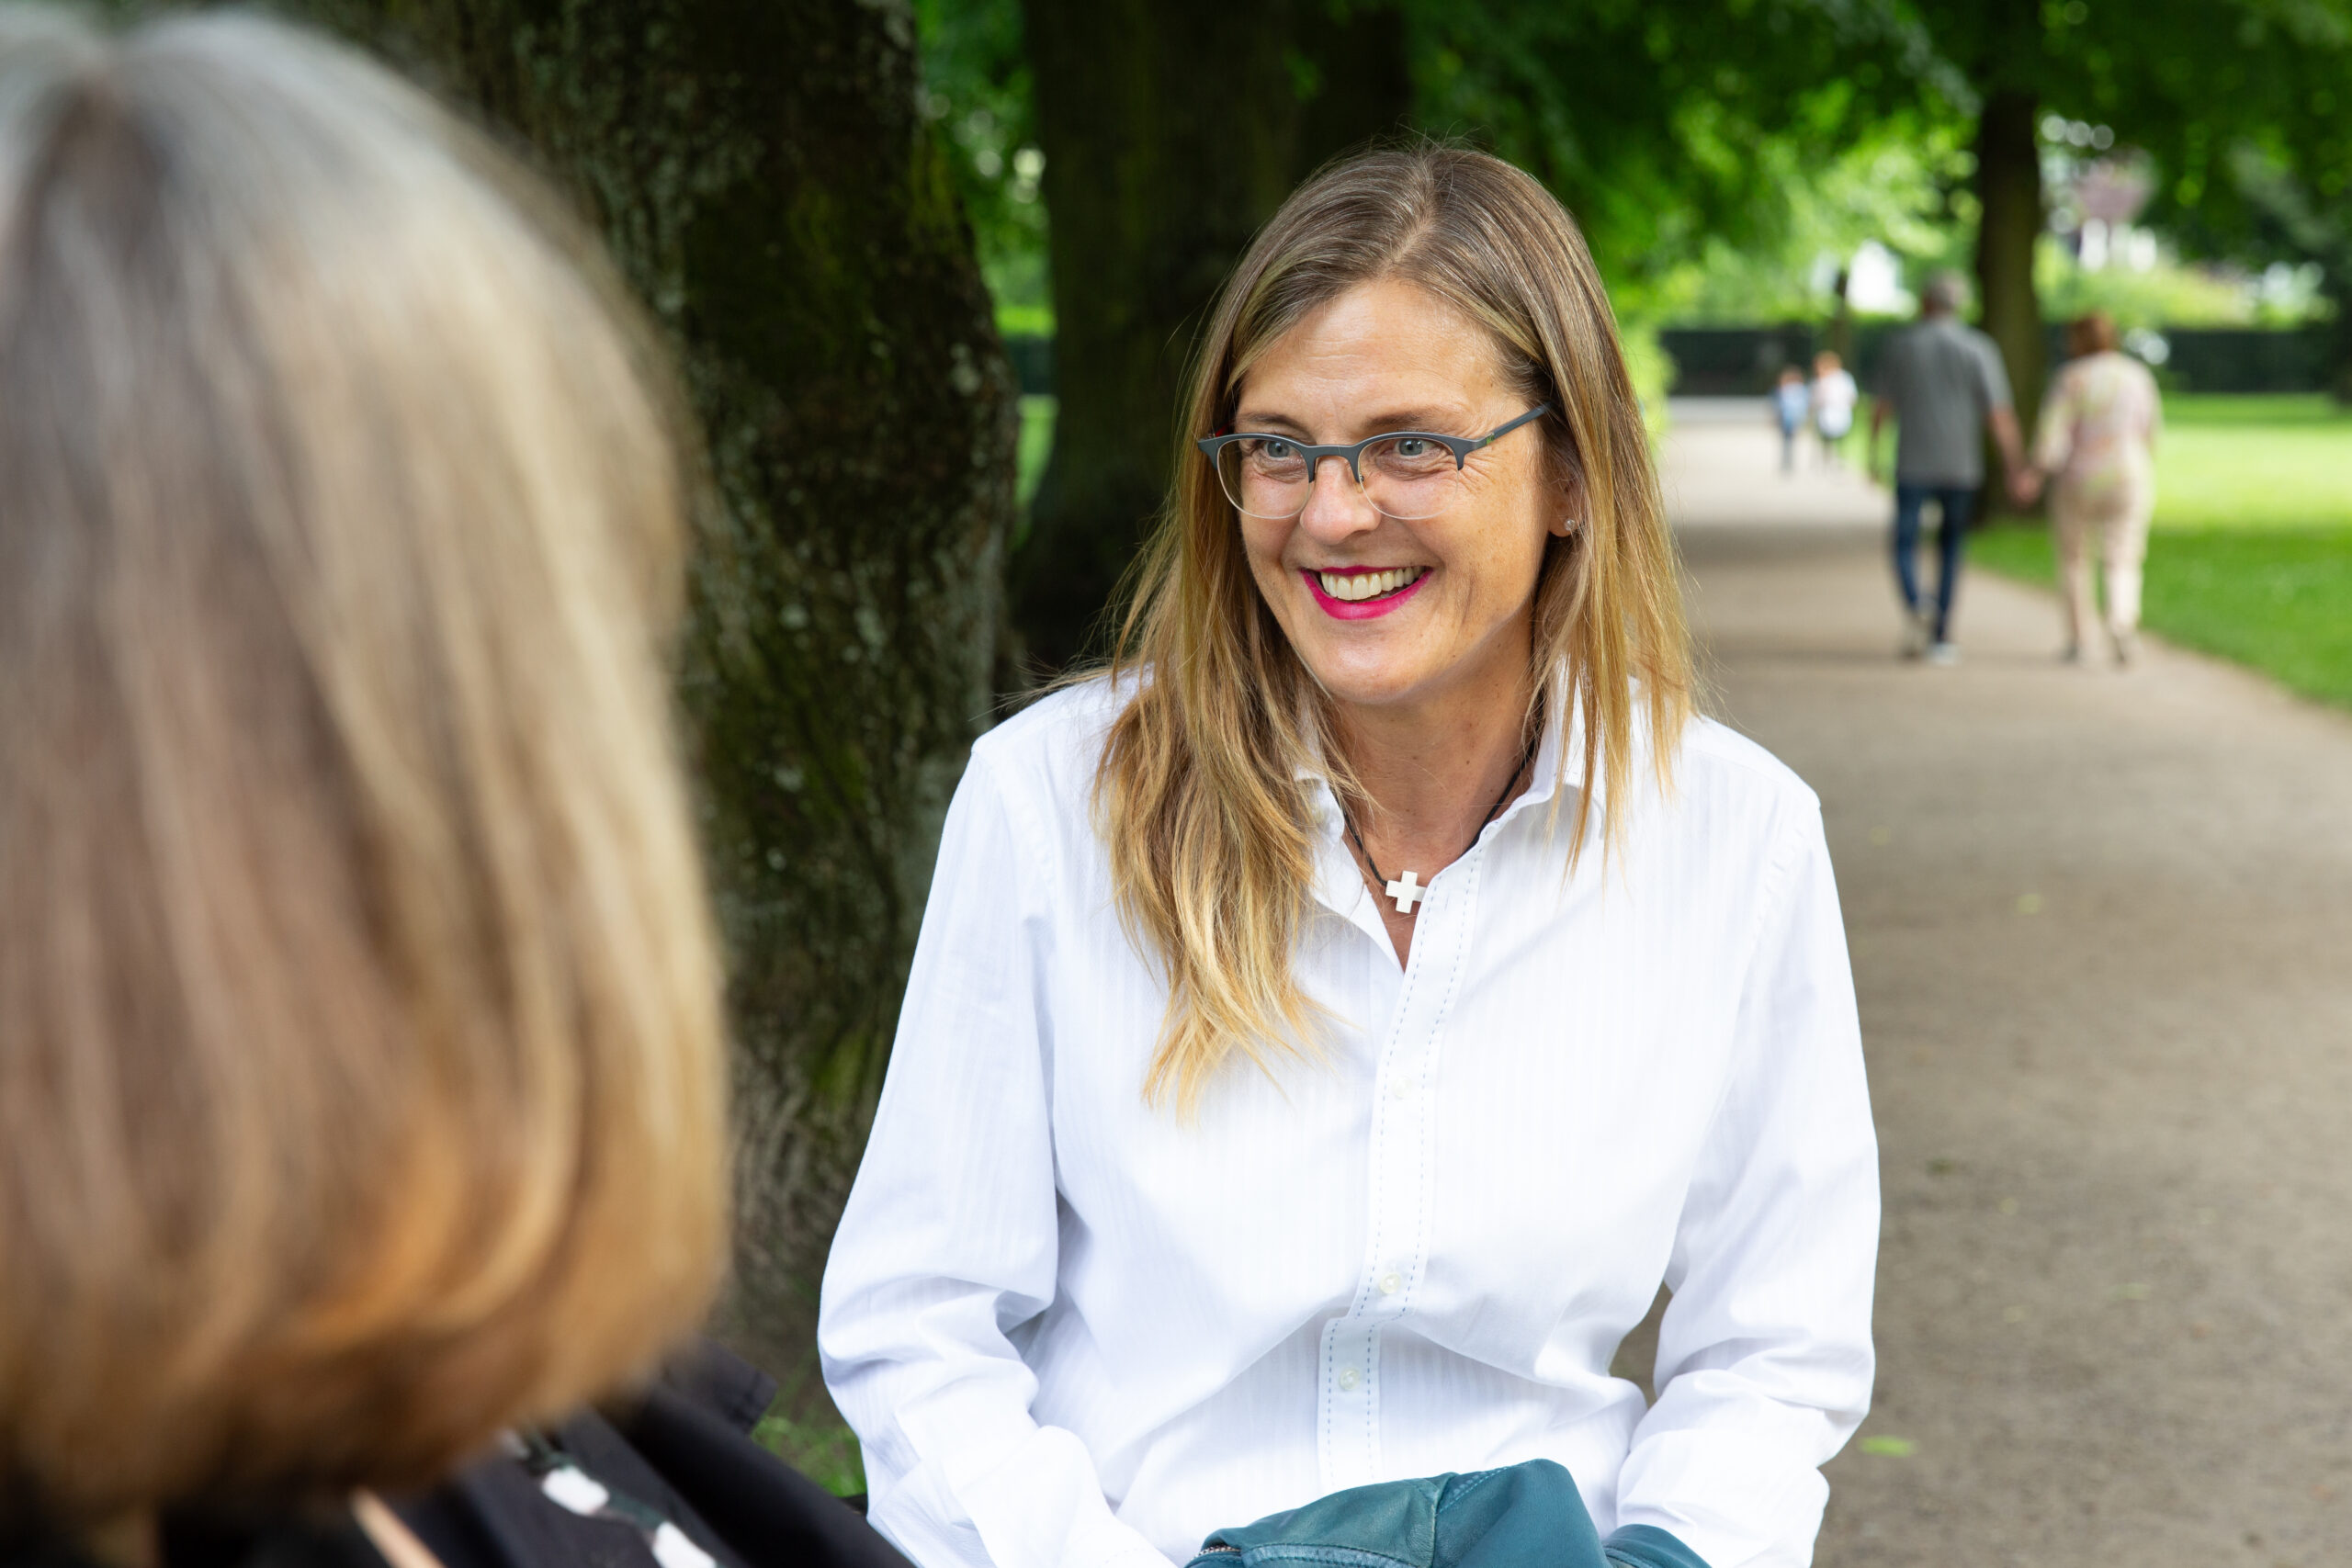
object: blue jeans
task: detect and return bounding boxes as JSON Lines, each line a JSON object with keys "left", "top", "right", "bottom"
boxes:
{"left": 1183, "top": 1461, "right": 1708, "bottom": 1568}
{"left": 1892, "top": 482, "right": 1975, "bottom": 643}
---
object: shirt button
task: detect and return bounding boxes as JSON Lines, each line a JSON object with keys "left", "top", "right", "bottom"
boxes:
{"left": 1387, "top": 1079, "right": 1412, "bottom": 1101}
{"left": 1337, "top": 1367, "right": 1361, "bottom": 1392}
{"left": 1378, "top": 1271, "right": 1403, "bottom": 1295}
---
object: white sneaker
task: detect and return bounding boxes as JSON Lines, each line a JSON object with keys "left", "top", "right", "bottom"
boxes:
{"left": 1900, "top": 609, "right": 1931, "bottom": 659}
{"left": 1925, "top": 641, "right": 1961, "bottom": 667}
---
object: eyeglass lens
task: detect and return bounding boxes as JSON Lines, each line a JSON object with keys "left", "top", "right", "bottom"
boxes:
{"left": 1215, "top": 435, "right": 1462, "bottom": 522}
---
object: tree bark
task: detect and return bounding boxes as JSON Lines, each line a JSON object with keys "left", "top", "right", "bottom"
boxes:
{"left": 1012, "top": 0, "right": 1413, "bottom": 671}
{"left": 2323, "top": 265, "right": 2352, "bottom": 403}
{"left": 1973, "top": 85, "right": 2045, "bottom": 508}
{"left": 303, "top": 0, "right": 1018, "bottom": 1378}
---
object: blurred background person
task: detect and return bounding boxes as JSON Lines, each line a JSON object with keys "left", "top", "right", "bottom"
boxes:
{"left": 1809, "top": 350, "right": 1857, "bottom": 468}
{"left": 1866, "top": 271, "right": 2026, "bottom": 666}
{"left": 0, "top": 10, "right": 894, "bottom": 1566}
{"left": 2018, "top": 311, "right": 2164, "bottom": 666}
{"left": 1772, "top": 363, "right": 1809, "bottom": 472}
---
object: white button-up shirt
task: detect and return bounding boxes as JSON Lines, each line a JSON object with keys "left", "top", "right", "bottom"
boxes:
{"left": 820, "top": 680, "right": 1877, "bottom": 1568}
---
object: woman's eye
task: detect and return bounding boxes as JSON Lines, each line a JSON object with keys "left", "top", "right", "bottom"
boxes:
{"left": 1260, "top": 439, "right": 1298, "bottom": 462}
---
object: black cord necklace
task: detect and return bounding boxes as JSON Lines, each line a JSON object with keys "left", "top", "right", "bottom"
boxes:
{"left": 1342, "top": 727, "right": 1540, "bottom": 917}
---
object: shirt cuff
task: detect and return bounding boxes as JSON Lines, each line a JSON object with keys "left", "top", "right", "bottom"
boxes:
{"left": 1602, "top": 1524, "right": 1713, "bottom": 1568}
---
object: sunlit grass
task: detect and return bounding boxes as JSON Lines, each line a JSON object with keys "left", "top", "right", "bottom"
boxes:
{"left": 2147, "top": 394, "right": 2352, "bottom": 531}
{"left": 1973, "top": 526, "right": 2352, "bottom": 711}
{"left": 1974, "top": 394, "right": 2352, "bottom": 710}
{"left": 1017, "top": 393, "right": 1057, "bottom": 511}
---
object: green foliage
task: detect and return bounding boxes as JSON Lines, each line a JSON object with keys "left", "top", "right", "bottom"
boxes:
{"left": 916, "top": 0, "right": 1970, "bottom": 332}
{"left": 2034, "top": 238, "right": 2309, "bottom": 332}
{"left": 1660, "top": 131, "right": 2335, "bottom": 334}
{"left": 1617, "top": 323, "right": 1675, "bottom": 440}
{"left": 1649, "top": 115, "right": 1974, "bottom": 321}
{"left": 917, "top": 0, "right": 2352, "bottom": 345}
{"left": 1901, "top": 0, "right": 2352, "bottom": 379}
{"left": 914, "top": 0, "right": 1049, "bottom": 327}
{"left": 1408, "top": 0, "right": 1958, "bottom": 308}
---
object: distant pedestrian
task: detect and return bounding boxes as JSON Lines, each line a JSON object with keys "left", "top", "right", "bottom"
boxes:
{"left": 1773, "top": 365, "right": 1809, "bottom": 473}
{"left": 2018, "top": 311, "right": 2163, "bottom": 666}
{"left": 1811, "top": 350, "right": 1857, "bottom": 467}
{"left": 1867, "top": 272, "right": 2027, "bottom": 665}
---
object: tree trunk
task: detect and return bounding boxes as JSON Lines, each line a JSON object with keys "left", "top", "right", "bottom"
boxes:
{"left": 1973, "top": 85, "right": 2045, "bottom": 511}
{"left": 1828, "top": 267, "right": 1854, "bottom": 367}
{"left": 306, "top": 0, "right": 1018, "bottom": 1380}
{"left": 2323, "top": 263, "right": 2352, "bottom": 404}
{"left": 1012, "top": 0, "right": 1412, "bottom": 671}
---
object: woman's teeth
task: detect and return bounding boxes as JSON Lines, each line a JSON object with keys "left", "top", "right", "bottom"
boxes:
{"left": 1317, "top": 567, "right": 1426, "bottom": 602}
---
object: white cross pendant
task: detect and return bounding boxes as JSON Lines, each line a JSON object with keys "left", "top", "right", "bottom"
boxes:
{"left": 1384, "top": 870, "right": 1427, "bottom": 915}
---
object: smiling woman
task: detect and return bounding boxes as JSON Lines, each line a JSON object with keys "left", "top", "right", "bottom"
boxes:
{"left": 1106, "top": 158, "right": 1687, "bottom": 1056}
{"left": 821, "top": 145, "right": 1879, "bottom": 1568}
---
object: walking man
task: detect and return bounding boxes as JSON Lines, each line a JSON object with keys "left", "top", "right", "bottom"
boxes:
{"left": 1868, "top": 272, "right": 2027, "bottom": 664}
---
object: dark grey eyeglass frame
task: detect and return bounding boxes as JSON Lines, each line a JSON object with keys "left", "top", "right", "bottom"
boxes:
{"left": 1194, "top": 401, "right": 1552, "bottom": 487}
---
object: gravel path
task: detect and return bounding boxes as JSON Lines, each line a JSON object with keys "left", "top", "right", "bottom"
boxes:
{"left": 1663, "top": 403, "right": 2352, "bottom": 1568}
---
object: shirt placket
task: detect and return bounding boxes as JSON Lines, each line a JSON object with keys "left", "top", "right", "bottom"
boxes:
{"left": 1317, "top": 841, "right": 1483, "bottom": 1491}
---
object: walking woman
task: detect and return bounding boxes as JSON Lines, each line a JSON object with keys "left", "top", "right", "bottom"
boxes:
{"left": 822, "top": 147, "right": 1878, "bottom": 1568}
{"left": 2020, "top": 311, "right": 2164, "bottom": 665}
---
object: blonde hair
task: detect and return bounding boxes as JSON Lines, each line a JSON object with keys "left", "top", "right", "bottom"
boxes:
{"left": 0, "top": 6, "right": 727, "bottom": 1532}
{"left": 1098, "top": 145, "right": 1691, "bottom": 1113}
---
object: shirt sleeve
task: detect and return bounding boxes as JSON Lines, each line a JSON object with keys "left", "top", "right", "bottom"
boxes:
{"left": 1614, "top": 805, "right": 1879, "bottom": 1568}
{"left": 1973, "top": 331, "right": 2015, "bottom": 411}
{"left": 2030, "top": 367, "right": 2077, "bottom": 472}
{"left": 819, "top": 750, "right": 1178, "bottom": 1568}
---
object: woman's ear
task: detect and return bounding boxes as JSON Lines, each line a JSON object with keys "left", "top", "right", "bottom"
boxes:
{"left": 1548, "top": 469, "right": 1586, "bottom": 537}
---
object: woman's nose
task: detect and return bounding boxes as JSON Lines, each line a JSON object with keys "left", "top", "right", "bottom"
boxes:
{"left": 1296, "top": 454, "right": 1380, "bottom": 539}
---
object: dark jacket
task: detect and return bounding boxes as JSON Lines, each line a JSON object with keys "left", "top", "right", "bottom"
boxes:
{"left": 5, "top": 1342, "right": 902, "bottom": 1568}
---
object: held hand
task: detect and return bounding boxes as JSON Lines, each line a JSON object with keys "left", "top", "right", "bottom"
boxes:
{"left": 2009, "top": 468, "right": 2044, "bottom": 508}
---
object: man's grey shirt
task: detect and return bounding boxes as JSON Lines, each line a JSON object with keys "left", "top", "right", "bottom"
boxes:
{"left": 1873, "top": 316, "right": 2013, "bottom": 485}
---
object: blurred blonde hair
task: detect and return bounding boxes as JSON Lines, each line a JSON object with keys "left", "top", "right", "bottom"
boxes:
{"left": 0, "top": 6, "right": 727, "bottom": 1531}
{"left": 1098, "top": 145, "right": 1691, "bottom": 1114}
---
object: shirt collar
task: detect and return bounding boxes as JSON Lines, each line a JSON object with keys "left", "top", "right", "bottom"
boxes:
{"left": 1291, "top": 667, "right": 1598, "bottom": 844}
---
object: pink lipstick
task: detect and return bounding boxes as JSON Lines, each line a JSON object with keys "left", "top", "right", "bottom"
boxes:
{"left": 1301, "top": 567, "right": 1431, "bottom": 621}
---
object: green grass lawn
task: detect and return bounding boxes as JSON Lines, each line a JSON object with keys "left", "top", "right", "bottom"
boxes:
{"left": 1973, "top": 525, "right": 2352, "bottom": 708}
{"left": 1014, "top": 393, "right": 1057, "bottom": 547}
{"left": 1973, "top": 393, "right": 2352, "bottom": 712}
{"left": 2140, "top": 394, "right": 2352, "bottom": 531}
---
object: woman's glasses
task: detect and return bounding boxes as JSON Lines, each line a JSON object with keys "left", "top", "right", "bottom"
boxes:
{"left": 1196, "top": 403, "right": 1549, "bottom": 522}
